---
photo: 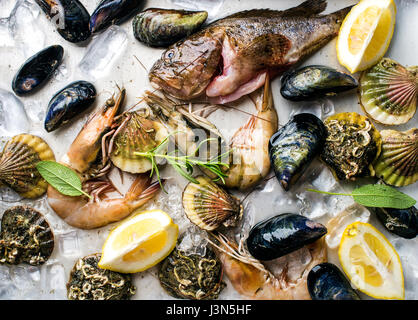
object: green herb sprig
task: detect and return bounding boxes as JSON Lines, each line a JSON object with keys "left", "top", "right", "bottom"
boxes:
{"left": 307, "top": 184, "right": 416, "bottom": 209}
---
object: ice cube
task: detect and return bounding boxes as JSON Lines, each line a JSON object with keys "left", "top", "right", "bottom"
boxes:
{"left": 289, "top": 98, "right": 335, "bottom": 120}
{"left": 57, "top": 230, "right": 81, "bottom": 258}
{"left": 78, "top": 25, "right": 128, "bottom": 81}
{"left": 0, "top": 88, "right": 30, "bottom": 136}
{"left": 0, "top": 18, "right": 14, "bottom": 47}
{"left": 41, "top": 262, "right": 67, "bottom": 299}
{"left": 0, "top": 187, "right": 22, "bottom": 203}
{"left": 177, "top": 225, "right": 208, "bottom": 256}
{"left": 170, "top": 0, "right": 225, "bottom": 22}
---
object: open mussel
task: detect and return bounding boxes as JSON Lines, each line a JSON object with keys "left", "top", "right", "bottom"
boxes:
{"left": 35, "top": 0, "right": 90, "bottom": 43}
{"left": 368, "top": 206, "right": 418, "bottom": 239}
{"left": 133, "top": 8, "right": 208, "bottom": 47}
{"left": 280, "top": 65, "right": 358, "bottom": 101}
{"left": 372, "top": 128, "right": 417, "bottom": 187}
{"left": 12, "top": 45, "right": 64, "bottom": 96}
{"left": 0, "top": 134, "right": 55, "bottom": 199}
{"left": 158, "top": 246, "right": 225, "bottom": 300}
{"left": 67, "top": 253, "right": 136, "bottom": 300}
{"left": 44, "top": 81, "right": 96, "bottom": 132}
{"left": 182, "top": 176, "right": 243, "bottom": 231}
{"left": 307, "top": 263, "right": 360, "bottom": 300}
{"left": 321, "top": 112, "right": 382, "bottom": 180}
{"left": 269, "top": 113, "right": 326, "bottom": 191}
{"left": 0, "top": 206, "right": 54, "bottom": 266}
{"left": 359, "top": 58, "right": 417, "bottom": 125}
{"left": 246, "top": 213, "right": 327, "bottom": 261}
{"left": 90, "top": 0, "right": 144, "bottom": 34}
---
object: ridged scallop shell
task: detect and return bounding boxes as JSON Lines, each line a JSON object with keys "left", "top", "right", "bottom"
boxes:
{"left": 182, "top": 176, "right": 243, "bottom": 231}
{"left": 0, "top": 134, "right": 55, "bottom": 198}
{"left": 372, "top": 128, "right": 418, "bottom": 187}
{"left": 359, "top": 58, "right": 417, "bottom": 125}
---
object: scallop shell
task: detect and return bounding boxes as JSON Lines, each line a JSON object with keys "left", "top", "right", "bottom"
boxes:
{"left": 372, "top": 128, "right": 418, "bottom": 187}
{"left": 359, "top": 58, "right": 417, "bottom": 125}
{"left": 0, "top": 134, "right": 55, "bottom": 198}
{"left": 321, "top": 112, "right": 382, "bottom": 180}
{"left": 182, "top": 176, "right": 243, "bottom": 231}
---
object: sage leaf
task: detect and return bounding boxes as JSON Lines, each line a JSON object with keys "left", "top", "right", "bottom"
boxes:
{"left": 351, "top": 184, "right": 416, "bottom": 209}
{"left": 36, "top": 161, "right": 91, "bottom": 198}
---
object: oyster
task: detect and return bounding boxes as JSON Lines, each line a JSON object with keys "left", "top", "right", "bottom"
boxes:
{"left": 0, "top": 134, "right": 55, "bottom": 198}
{"left": 158, "top": 246, "right": 225, "bottom": 300}
{"left": 110, "top": 111, "right": 169, "bottom": 173}
{"left": 359, "top": 58, "right": 417, "bottom": 125}
{"left": 182, "top": 176, "right": 243, "bottom": 231}
{"left": 321, "top": 112, "right": 382, "bottom": 180}
{"left": 0, "top": 206, "right": 54, "bottom": 266}
{"left": 280, "top": 65, "right": 358, "bottom": 101}
{"left": 67, "top": 253, "right": 136, "bottom": 300}
{"left": 372, "top": 128, "right": 418, "bottom": 187}
{"left": 133, "top": 8, "right": 208, "bottom": 47}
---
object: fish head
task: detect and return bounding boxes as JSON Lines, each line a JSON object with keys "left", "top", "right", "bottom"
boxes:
{"left": 149, "top": 31, "right": 223, "bottom": 100}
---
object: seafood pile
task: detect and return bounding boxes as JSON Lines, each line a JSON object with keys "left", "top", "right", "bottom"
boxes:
{"left": 0, "top": 0, "right": 417, "bottom": 301}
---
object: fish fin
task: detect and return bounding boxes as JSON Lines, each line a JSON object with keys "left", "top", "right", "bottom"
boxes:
{"left": 283, "top": 0, "right": 328, "bottom": 17}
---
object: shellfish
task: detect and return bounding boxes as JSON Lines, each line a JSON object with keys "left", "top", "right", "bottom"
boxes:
{"left": 321, "top": 112, "right": 382, "bottom": 180}
{"left": 35, "top": 0, "right": 91, "bottom": 43}
{"left": 44, "top": 81, "right": 96, "bottom": 132}
{"left": 12, "top": 45, "right": 64, "bottom": 96}
{"left": 182, "top": 176, "right": 243, "bottom": 231}
{"left": 280, "top": 65, "right": 358, "bottom": 101}
{"left": 307, "top": 263, "right": 361, "bottom": 300}
{"left": 0, "top": 206, "right": 54, "bottom": 266}
{"left": 359, "top": 58, "right": 417, "bottom": 125}
{"left": 0, "top": 134, "right": 55, "bottom": 199}
{"left": 269, "top": 113, "right": 326, "bottom": 191}
{"left": 372, "top": 128, "right": 418, "bottom": 187}
{"left": 133, "top": 8, "right": 208, "bottom": 47}
{"left": 158, "top": 246, "right": 225, "bottom": 300}
{"left": 246, "top": 213, "right": 327, "bottom": 261}
{"left": 67, "top": 253, "right": 136, "bottom": 300}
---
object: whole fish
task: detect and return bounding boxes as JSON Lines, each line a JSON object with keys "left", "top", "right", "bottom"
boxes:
{"left": 149, "top": 0, "right": 352, "bottom": 104}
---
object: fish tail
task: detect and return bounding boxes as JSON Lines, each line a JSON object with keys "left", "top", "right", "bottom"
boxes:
{"left": 328, "top": 5, "right": 353, "bottom": 26}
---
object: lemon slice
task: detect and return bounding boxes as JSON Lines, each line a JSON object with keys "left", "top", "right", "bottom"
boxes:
{"left": 339, "top": 222, "right": 404, "bottom": 300}
{"left": 99, "top": 209, "right": 179, "bottom": 273}
{"left": 337, "top": 0, "right": 396, "bottom": 73}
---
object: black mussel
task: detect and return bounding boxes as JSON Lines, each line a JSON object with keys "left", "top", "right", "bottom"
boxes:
{"left": 90, "top": 0, "right": 144, "bottom": 34}
{"left": 12, "top": 45, "right": 64, "bottom": 96}
{"left": 269, "top": 113, "right": 326, "bottom": 191}
{"left": 44, "top": 81, "right": 96, "bottom": 132}
{"left": 307, "top": 263, "right": 361, "bottom": 300}
{"left": 246, "top": 213, "right": 327, "bottom": 261}
{"left": 133, "top": 8, "right": 208, "bottom": 47}
{"left": 280, "top": 65, "right": 358, "bottom": 101}
{"left": 35, "top": 0, "right": 90, "bottom": 43}
{"left": 368, "top": 206, "right": 418, "bottom": 239}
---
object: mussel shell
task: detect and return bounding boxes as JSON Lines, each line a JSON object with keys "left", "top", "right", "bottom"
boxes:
{"left": 269, "top": 113, "right": 326, "bottom": 191}
{"left": 281, "top": 65, "right": 358, "bottom": 101}
{"left": 246, "top": 213, "right": 327, "bottom": 261}
{"left": 89, "top": 0, "right": 144, "bottom": 34}
{"left": 44, "top": 81, "right": 96, "bottom": 132}
{"left": 372, "top": 129, "right": 418, "bottom": 187}
{"left": 67, "top": 253, "right": 135, "bottom": 300}
{"left": 307, "top": 263, "right": 360, "bottom": 300}
{"left": 12, "top": 45, "right": 64, "bottom": 96}
{"left": 368, "top": 206, "right": 418, "bottom": 239}
{"left": 0, "top": 134, "right": 55, "bottom": 198}
{"left": 35, "top": 0, "right": 91, "bottom": 43}
{"left": 0, "top": 206, "right": 54, "bottom": 266}
{"left": 133, "top": 8, "right": 208, "bottom": 47}
{"left": 182, "top": 176, "right": 243, "bottom": 231}
{"left": 359, "top": 58, "right": 417, "bottom": 125}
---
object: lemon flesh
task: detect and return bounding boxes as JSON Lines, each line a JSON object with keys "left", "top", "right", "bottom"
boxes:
{"left": 99, "top": 209, "right": 179, "bottom": 273}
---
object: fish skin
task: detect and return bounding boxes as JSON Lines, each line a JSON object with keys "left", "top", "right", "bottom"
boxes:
{"left": 149, "top": 0, "right": 353, "bottom": 103}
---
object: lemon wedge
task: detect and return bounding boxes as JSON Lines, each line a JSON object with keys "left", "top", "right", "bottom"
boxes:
{"left": 99, "top": 209, "right": 179, "bottom": 273}
{"left": 339, "top": 222, "right": 404, "bottom": 300}
{"left": 337, "top": 0, "right": 396, "bottom": 73}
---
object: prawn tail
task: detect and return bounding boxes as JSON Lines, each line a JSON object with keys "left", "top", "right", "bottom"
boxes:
{"left": 126, "top": 173, "right": 152, "bottom": 200}
{"left": 128, "top": 177, "right": 163, "bottom": 207}
{"left": 250, "top": 73, "right": 273, "bottom": 112}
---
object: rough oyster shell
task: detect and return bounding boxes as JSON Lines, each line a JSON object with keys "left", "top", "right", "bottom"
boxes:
{"left": 0, "top": 134, "right": 55, "bottom": 198}
{"left": 359, "top": 58, "right": 417, "bottom": 125}
{"left": 372, "top": 128, "right": 418, "bottom": 187}
{"left": 182, "top": 176, "right": 243, "bottom": 231}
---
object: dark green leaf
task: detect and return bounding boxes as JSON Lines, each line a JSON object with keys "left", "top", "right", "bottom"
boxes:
{"left": 352, "top": 184, "right": 416, "bottom": 209}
